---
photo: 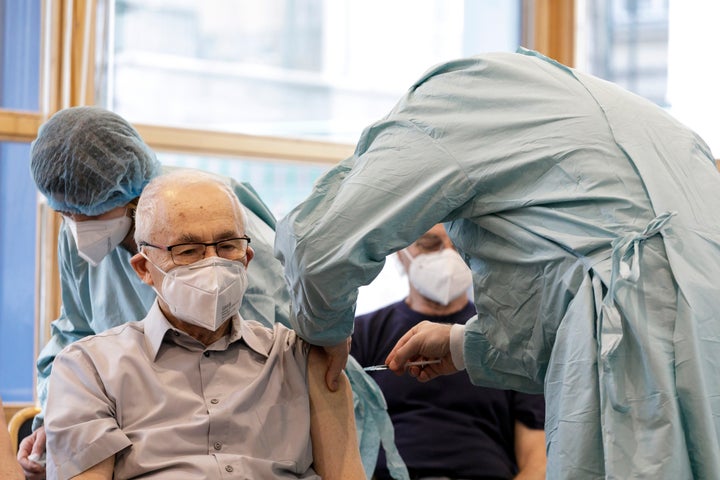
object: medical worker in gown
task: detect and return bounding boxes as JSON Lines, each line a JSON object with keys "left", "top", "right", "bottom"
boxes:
{"left": 274, "top": 48, "right": 720, "bottom": 479}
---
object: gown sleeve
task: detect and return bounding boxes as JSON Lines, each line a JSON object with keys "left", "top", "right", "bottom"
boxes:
{"left": 275, "top": 121, "right": 476, "bottom": 345}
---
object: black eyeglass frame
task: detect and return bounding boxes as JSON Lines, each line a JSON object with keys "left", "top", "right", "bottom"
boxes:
{"left": 139, "top": 236, "right": 251, "bottom": 266}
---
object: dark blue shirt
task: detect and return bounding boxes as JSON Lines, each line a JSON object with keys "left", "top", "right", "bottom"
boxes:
{"left": 351, "top": 300, "right": 545, "bottom": 480}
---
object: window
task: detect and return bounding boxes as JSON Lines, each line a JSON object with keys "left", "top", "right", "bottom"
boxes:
{"left": 101, "top": 0, "right": 526, "bottom": 313}
{"left": 1, "top": 0, "right": 566, "bottom": 406}
{"left": 0, "top": 142, "right": 37, "bottom": 402}
{"left": 158, "top": 153, "right": 329, "bottom": 219}
{"left": 105, "top": 0, "right": 522, "bottom": 143}
{"left": 0, "top": 0, "right": 41, "bottom": 111}
{"left": 576, "top": 0, "right": 719, "bottom": 155}
{"left": 0, "top": 0, "right": 41, "bottom": 402}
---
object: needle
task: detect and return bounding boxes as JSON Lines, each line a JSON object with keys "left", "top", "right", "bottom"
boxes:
{"left": 363, "top": 359, "right": 441, "bottom": 371}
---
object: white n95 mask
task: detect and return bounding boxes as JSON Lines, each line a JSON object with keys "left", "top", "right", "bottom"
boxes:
{"left": 150, "top": 256, "right": 248, "bottom": 331}
{"left": 66, "top": 215, "right": 132, "bottom": 267}
{"left": 406, "top": 248, "right": 473, "bottom": 306}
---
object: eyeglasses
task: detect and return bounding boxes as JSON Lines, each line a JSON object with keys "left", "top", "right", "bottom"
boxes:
{"left": 139, "top": 236, "right": 251, "bottom": 266}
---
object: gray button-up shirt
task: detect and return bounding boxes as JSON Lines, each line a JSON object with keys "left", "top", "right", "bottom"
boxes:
{"left": 46, "top": 301, "right": 319, "bottom": 479}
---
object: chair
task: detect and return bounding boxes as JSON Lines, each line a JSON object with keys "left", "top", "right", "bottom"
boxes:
{"left": 7, "top": 406, "right": 40, "bottom": 454}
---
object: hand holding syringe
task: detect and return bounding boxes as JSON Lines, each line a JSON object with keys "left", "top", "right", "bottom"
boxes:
{"left": 363, "top": 359, "right": 441, "bottom": 372}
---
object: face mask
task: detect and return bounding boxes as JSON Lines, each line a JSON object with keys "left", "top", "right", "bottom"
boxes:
{"left": 148, "top": 256, "right": 248, "bottom": 331}
{"left": 66, "top": 215, "right": 132, "bottom": 267}
{"left": 405, "top": 248, "right": 473, "bottom": 306}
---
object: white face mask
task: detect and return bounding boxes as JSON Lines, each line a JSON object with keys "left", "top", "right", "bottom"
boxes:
{"left": 405, "top": 248, "right": 473, "bottom": 306}
{"left": 66, "top": 215, "right": 132, "bottom": 267}
{"left": 148, "top": 256, "right": 248, "bottom": 331}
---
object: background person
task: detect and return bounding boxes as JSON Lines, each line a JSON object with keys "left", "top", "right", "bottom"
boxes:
{"left": 352, "top": 224, "right": 546, "bottom": 480}
{"left": 45, "top": 170, "right": 365, "bottom": 479}
{"left": 275, "top": 48, "right": 720, "bottom": 478}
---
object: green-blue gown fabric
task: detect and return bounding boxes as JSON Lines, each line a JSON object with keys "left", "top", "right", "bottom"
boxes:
{"left": 274, "top": 48, "right": 720, "bottom": 479}
{"left": 35, "top": 171, "right": 407, "bottom": 479}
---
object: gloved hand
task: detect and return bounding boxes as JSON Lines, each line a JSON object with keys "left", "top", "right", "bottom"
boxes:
{"left": 385, "top": 321, "right": 458, "bottom": 382}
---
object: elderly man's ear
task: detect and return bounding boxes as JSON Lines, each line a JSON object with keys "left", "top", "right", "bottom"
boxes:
{"left": 130, "top": 253, "right": 154, "bottom": 286}
{"left": 243, "top": 246, "right": 255, "bottom": 266}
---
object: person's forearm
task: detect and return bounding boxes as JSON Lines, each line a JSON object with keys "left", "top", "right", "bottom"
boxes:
{"left": 1, "top": 400, "right": 25, "bottom": 480}
{"left": 0, "top": 456, "right": 24, "bottom": 480}
{"left": 513, "top": 422, "right": 546, "bottom": 480}
{"left": 70, "top": 456, "right": 114, "bottom": 480}
{"left": 514, "top": 466, "right": 546, "bottom": 480}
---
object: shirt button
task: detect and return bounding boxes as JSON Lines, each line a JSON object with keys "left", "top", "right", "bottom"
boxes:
{"left": 214, "top": 441, "right": 222, "bottom": 450}
{"left": 225, "top": 465, "right": 233, "bottom": 473}
{"left": 203, "top": 351, "right": 210, "bottom": 357}
{"left": 210, "top": 398, "right": 219, "bottom": 404}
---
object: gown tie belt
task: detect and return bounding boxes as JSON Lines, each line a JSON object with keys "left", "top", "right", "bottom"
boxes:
{"left": 599, "top": 210, "right": 676, "bottom": 412}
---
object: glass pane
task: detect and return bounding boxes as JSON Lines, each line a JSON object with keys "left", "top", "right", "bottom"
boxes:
{"left": 102, "top": 0, "right": 522, "bottom": 143}
{"left": 665, "top": 3, "right": 720, "bottom": 158}
{"left": 577, "top": 0, "right": 669, "bottom": 105}
{"left": 0, "top": 142, "right": 37, "bottom": 402}
{"left": 157, "top": 153, "right": 329, "bottom": 219}
{"left": 576, "top": 0, "right": 720, "bottom": 156}
{"left": 0, "top": 0, "right": 41, "bottom": 110}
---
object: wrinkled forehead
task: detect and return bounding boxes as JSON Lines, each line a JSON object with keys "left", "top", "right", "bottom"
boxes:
{"left": 149, "top": 185, "right": 245, "bottom": 241}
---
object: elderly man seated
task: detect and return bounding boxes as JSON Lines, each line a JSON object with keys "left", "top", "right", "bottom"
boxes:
{"left": 44, "top": 170, "right": 364, "bottom": 480}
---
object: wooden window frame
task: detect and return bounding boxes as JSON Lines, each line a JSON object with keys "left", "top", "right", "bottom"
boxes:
{"left": 528, "top": 0, "right": 576, "bottom": 67}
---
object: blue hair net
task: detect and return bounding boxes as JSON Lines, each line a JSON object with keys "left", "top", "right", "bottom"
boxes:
{"left": 30, "top": 106, "right": 161, "bottom": 216}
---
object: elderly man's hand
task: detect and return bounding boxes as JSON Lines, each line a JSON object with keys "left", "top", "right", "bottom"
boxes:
{"left": 385, "top": 321, "right": 458, "bottom": 382}
{"left": 322, "top": 339, "right": 351, "bottom": 391}
{"left": 17, "top": 426, "right": 46, "bottom": 480}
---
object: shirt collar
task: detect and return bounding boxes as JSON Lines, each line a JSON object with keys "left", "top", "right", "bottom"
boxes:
{"left": 236, "top": 316, "right": 272, "bottom": 358}
{"left": 144, "top": 300, "right": 271, "bottom": 361}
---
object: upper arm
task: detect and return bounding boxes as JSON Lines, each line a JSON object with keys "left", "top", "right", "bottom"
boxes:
{"left": 70, "top": 455, "right": 114, "bottom": 480}
{"left": 276, "top": 127, "right": 473, "bottom": 344}
{"left": 307, "top": 347, "right": 365, "bottom": 480}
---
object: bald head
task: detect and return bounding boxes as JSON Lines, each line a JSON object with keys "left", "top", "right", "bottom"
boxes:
{"left": 134, "top": 170, "right": 247, "bottom": 248}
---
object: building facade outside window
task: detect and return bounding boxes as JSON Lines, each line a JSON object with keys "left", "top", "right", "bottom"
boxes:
{"left": 576, "top": 0, "right": 719, "bottom": 156}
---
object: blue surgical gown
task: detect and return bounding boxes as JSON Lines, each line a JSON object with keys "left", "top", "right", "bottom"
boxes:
{"left": 275, "top": 49, "right": 720, "bottom": 478}
{"left": 36, "top": 170, "right": 405, "bottom": 479}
